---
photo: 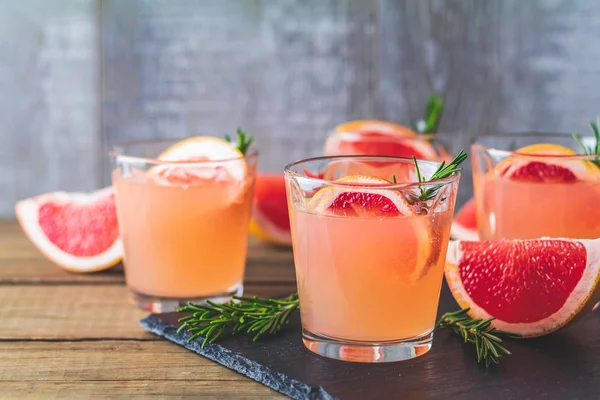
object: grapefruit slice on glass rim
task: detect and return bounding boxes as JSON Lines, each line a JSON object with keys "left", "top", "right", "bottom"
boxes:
{"left": 152, "top": 136, "right": 248, "bottom": 186}
{"left": 309, "top": 175, "right": 432, "bottom": 280}
{"left": 324, "top": 120, "right": 439, "bottom": 160}
{"left": 15, "top": 187, "right": 122, "bottom": 273}
{"left": 445, "top": 238, "right": 600, "bottom": 337}
{"left": 450, "top": 197, "right": 479, "bottom": 241}
{"left": 249, "top": 174, "right": 292, "bottom": 246}
{"left": 495, "top": 143, "right": 600, "bottom": 182}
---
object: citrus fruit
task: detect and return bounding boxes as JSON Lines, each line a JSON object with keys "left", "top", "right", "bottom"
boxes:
{"left": 309, "top": 175, "right": 431, "bottom": 280}
{"left": 249, "top": 174, "right": 292, "bottom": 246}
{"left": 450, "top": 197, "right": 479, "bottom": 241}
{"left": 496, "top": 143, "right": 600, "bottom": 182}
{"left": 324, "top": 119, "right": 438, "bottom": 159}
{"left": 445, "top": 238, "right": 600, "bottom": 337}
{"left": 154, "top": 136, "right": 247, "bottom": 184}
{"left": 15, "top": 187, "right": 122, "bottom": 273}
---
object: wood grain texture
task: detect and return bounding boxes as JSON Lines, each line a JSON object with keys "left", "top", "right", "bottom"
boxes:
{"left": 0, "top": 382, "right": 281, "bottom": 399}
{"left": 100, "top": 0, "right": 379, "bottom": 179}
{"left": 0, "top": 0, "right": 101, "bottom": 217}
{"left": 1, "top": 0, "right": 600, "bottom": 214}
{"left": 380, "top": 0, "right": 600, "bottom": 204}
{"left": 0, "top": 283, "right": 296, "bottom": 340}
{"left": 0, "top": 220, "right": 296, "bottom": 284}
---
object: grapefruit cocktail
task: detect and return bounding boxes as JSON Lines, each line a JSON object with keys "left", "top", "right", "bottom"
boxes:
{"left": 472, "top": 134, "right": 600, "bottom": 240}
{"left": 112, "top": 135, "right": 257, "bottom": 312}
{"left": 284, "top": 155, "right": 460, "bottom": 362}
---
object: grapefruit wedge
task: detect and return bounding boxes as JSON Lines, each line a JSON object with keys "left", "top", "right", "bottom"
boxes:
{"left": 324, "top": 119, "right": 439, "bottom": 159}
{"left": 450, "top": 197, "right": 479, "bottom": 241}
{"left": 249, "top": 174, "right": 292, "bottom": 246}
{"left": 445, "top": 238, "right": 600, "bottom": 337}
{"left": 15, "top": 187, "right": 122, "bottom": 273}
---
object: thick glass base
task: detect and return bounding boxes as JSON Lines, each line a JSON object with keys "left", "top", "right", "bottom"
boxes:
{"left": 302, "top": 329, "right": 433, "bottom": 363}
{"left": 129, "top": 283, "right": 243, "bottom": 313}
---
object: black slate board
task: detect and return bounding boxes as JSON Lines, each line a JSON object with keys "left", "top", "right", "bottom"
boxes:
{"left": 140, "top": 285, "right": 600, "bottom": 400}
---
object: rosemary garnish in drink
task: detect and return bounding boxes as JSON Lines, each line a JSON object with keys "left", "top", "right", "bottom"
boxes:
{"left": 178, "top": 293, "right": 299, "bottom": 349}
{"left": 436, "top": 308, "right": 520, "bottom": 367}
{"left": 572, "top": 116, "right": 600, "bottom": 168}
{"left": 413, "top": 93, "right": 444, "bottom": 134}
{"left": 414, "top": 150, "right": 467, "bottom": 201}
{"left": 225, "top": 128, "right": 254, "bottom": 155}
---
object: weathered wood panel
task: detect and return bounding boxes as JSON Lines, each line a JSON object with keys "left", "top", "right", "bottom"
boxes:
{"left": 2, "top": 0, "right": 600, "bottom": 215}
{"left": 0, "top": 0, "right": 101, "bottom": 217}
{"left": 0, "top": 283, "right": 296, "bottom": 340}
{"left": 100, "top": 0, "right": 379, "bottom": 179}
{"left": 380, "top": 0, "right": 600, "bottom": 204}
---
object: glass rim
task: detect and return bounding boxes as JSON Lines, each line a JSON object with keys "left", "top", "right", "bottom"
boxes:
{"left": 110, "top": 138, "right": 258, "bottom": 165}
{"left": 283, "top": 155, "right": 461, "bottom": 189}
{"left": 472, "top": 131, "right": 598, "bottom": 160}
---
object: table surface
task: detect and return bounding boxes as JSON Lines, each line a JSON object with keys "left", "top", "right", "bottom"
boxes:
{"left": 0, "top": 220, "right": 294, "bottom": 399}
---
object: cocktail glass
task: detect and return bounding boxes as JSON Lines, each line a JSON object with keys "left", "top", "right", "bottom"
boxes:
{"left": 111, "top": 139, "right": 257, "bottom": 312}
{"left": 472, "top": 133, "right": 600, "bottom": 240}
{"left": 284, "top": 155, "right": 460, "bottom": 362}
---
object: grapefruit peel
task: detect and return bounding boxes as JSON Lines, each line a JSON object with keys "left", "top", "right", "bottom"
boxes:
{"left": 445, "top": 238, "right": 600, "bottom": 337}
{"left": 15, "top": 187, "right": 122, "bottom": 273}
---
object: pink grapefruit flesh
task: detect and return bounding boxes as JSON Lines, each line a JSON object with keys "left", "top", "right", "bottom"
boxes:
{"left": 15, "top": 187, "right": 122, "bottom": 273}
{"left": 450, "top": 197, "right": 479, "bottom": 241}
{"left": 249, "top": 174, "right": 292, "bottom": 246}
{"left": 446, "top": 238, "right": 600, "bottom": 337}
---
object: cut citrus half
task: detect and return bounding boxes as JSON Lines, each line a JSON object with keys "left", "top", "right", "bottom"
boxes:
{"left": 154, "top": 136, "right": 247, "bottom": 184}
{"left": 495, "top": 143, "right": 600, "bottom": 182}
{"left": 309, "top": 175, "right": 432, "bottom": 281}
{"left": 445, "top": 238, "right": 600, "bottom": 337}
{"left": 249, "top": 174, "right": 292, "bottom": 246}
{"left": 450, "top": 197, "right": 479, "bottom": 241}
{"left": 15, "top": 187, "right": 122, "bottom": 273}
{"left": 325, "top": 119, "right": 438, "bottom": 160}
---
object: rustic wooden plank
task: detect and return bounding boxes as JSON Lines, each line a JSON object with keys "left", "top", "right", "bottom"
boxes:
{"left": 0, "top": 340, "right": 282, "bottom": 400}
{"left": 0, "top": 220, "right": 296, "bottom": 284}
{"left": 0, "top": 283, "right": 296, "bottom": 340}
{"left": 100, "top": 0, "right": 379, "bottom": 179}
{"left": 0, "top": 0, "right": 101, "bottom": 217}
{"left": 0, "top": 381, "right": 281, "bottom": 399}
{"left": 379, "top": 0, "right": 600, "bottom": 206}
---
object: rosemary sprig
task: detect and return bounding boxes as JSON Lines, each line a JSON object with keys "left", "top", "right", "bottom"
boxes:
{"left": 177, "top": 293, "right": 299, "bottom": 349}
{"left": 572, "top": 116, "right": 600, "bottom": 168}
{"left": 414, "top": 149, "right": 467, "bottom": 201}
{"left": 436, "top": 308, "right": 520, "bottom": 367}
{"left": 224, "top": 128, "right": 254, "bottom": 155}
{"left": 177, "top": 295, "right": 515, "bottom": 367}
{"left": 413, "top": 93, "right": 444, "bottom": 134}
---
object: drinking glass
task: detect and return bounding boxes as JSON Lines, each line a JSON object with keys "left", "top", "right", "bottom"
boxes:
{"left": 111, "top": 139, "right": 257, "bottom": 312}
{"left": 472, "top": 133, "right": 600, "bottom": 240}
{"left": 284, "top": 155, "right": 460, "bottom": 362}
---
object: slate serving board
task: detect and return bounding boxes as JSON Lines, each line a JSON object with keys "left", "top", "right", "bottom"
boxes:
{"left": 140, "top": 285, "right": 600, "bottom": 400}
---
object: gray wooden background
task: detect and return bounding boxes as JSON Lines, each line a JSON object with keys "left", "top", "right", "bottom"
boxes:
{"left": 2, "top": 0, "right": 600, "bottom": 217}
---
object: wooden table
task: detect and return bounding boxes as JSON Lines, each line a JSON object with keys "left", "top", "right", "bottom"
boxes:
{"left": 0, "top": 220, "right": 293, "bottom": 398}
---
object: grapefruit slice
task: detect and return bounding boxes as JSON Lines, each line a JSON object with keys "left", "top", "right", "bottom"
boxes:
{"left": 324, "top": 120, "right": 438, "bottom": 160}
{"left": 450, "top": 197, "right": 479, "bottom": 241}
{"left": 154, "top": 136, "right": 247, "bottom": 184}
{"left": 445, "top": 238, "right": 600, "bottom": 337}
{"left": 249, "top": 174, "right": 292, "bottom": 246}
{"left": 309, "top": 175, "right": 432, "bottom": 280}
{"left": 15, "top": 187, "right": 122, "bottom": 273}
{"left": 496, "top": 144, "right": 600, "bottom": 182}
